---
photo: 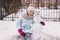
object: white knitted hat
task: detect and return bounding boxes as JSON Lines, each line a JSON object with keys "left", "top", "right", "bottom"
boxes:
{"left": 27, "top": 6, "right": 35, "bottom": 12}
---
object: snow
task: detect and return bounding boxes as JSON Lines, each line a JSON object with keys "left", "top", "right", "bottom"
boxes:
{"left": 0, "top": 21, "right": 60, "bottom": 40}
{"left": 0, "top": 21, "right": 18, "bottom": 40}
{"left": 43, "top": 21, "right": 60, "bottom": 37}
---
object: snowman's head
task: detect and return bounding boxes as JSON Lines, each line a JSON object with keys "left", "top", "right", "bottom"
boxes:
{"left": 34, "top": 15, "right": 42, "bottom": 23}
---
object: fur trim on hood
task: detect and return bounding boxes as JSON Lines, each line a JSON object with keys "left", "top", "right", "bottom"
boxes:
{"left": 22, "top": 13, "right": 34, "bottom": 20}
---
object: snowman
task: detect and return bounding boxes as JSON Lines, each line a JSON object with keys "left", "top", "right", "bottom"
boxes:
{"left": 32, "top": 12, "right": 60, "bottom": 40}
{"left": 32, "top": 12, "right": 45, "bottom": 40}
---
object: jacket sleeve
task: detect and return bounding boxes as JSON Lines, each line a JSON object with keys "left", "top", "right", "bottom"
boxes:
{"left": 16, "top": 17, "right": 22, "bottom": 29}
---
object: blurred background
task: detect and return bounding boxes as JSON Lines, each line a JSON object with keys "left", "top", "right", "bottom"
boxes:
{"left": 0, "top": 0, "right": 60, "bottom": 21}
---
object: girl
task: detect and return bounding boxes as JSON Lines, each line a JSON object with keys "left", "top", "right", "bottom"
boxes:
{"left": 17, "top": 4, "right": 35, "bottom": 40}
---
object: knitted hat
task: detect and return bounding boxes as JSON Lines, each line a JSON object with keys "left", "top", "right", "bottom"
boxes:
{"left": 27, "top": 4, "right": 35, "bottom": 12}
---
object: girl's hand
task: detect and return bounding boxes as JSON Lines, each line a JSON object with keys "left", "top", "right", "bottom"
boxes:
{"left": 40, "top": 21, "right": 45, "bottom": 26}
{"left": 18, "top": 29, "right": 26, "bottom": 36}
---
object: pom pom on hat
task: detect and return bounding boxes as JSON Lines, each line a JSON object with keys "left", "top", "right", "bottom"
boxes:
{"left": 29, "top": 4, "right": 35, "bottom": 7}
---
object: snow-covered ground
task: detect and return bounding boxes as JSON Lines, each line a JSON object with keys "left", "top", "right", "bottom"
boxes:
{"left": 0, "top": 21, "right": 60, "bottom": 40}
{"left": 0, "top": 21, "right": 17, "bottom": 40}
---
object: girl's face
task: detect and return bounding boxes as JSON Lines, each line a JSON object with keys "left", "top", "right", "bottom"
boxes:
{"left": 28, "top": 11, "right": 34, "bottom": 16}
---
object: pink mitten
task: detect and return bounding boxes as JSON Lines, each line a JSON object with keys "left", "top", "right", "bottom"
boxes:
{"left": 40, "top": 21, "right": 45, "bottom": 26}
{"left": 18, "top": 29, "right": 26, "bottom": 36}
